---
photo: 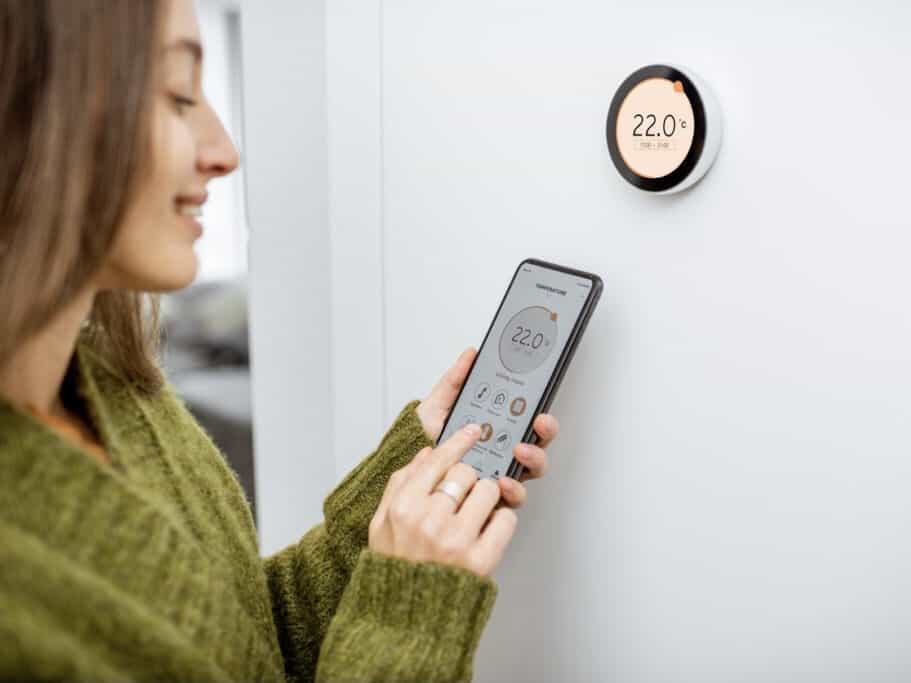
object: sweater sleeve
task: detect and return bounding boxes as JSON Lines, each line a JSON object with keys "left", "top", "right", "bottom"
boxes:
{"left": 263, "top": 399, "right": 498, "bottom": 683}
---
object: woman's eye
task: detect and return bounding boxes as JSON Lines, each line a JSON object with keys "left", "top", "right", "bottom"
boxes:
{"left": 171, "top": 94, "right": 198, "bottom": 115}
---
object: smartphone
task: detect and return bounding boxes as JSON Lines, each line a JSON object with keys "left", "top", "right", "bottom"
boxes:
{"left": 436, "top": 258, "right": 603, "bottom": 481}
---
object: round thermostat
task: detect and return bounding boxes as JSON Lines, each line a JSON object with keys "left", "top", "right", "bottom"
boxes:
{"left": 606, "top": 64, "right": 722, "bottom": 194}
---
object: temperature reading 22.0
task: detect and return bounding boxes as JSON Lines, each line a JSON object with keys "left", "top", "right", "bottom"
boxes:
{"left": 632, "top": 114, "right": 687, "bottom": 137}
{"left": 511, "top": 326, "right": 546, "bottom": 349}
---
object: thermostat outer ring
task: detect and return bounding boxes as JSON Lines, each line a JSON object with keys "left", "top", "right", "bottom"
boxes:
{"left": 606, "top": 64, "right": 720, "bottom": 194}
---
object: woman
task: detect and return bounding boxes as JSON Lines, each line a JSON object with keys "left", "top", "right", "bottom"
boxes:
{"left": 0, "top": 1, "right": 561, "bottom": 681}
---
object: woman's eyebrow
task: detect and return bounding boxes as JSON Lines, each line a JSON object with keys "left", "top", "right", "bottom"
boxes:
{"left": 164, "top": 38, "right": 203, "bottom": 64}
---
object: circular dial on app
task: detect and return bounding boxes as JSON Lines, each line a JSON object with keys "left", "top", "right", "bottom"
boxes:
{"left": 615, "top": 77, "right": 695, "bottom": 179}
{"left": 499, "top": 306, "right": 558, "bottom": 374}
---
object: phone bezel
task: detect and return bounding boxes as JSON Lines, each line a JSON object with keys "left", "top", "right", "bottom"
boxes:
{"left": 435, "top": 257, "right": 604, "bottom": 481}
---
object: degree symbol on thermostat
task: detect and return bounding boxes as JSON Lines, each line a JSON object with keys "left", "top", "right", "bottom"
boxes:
{"left": 605, "top": 64, "right": 722, "bottom": 194}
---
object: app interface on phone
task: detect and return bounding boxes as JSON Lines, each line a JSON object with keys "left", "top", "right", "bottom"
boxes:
{"left": 439, "top": 262, "right": 593, "bottom": 480}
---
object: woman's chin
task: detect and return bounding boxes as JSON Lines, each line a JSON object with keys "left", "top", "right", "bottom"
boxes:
{"left": 156, "top": 259, "right": 199, "bottom": 291}
{"left": 129, "top": 252, "right": 199, "bottom": 292}
{"left": 157, "top": 242, "right": 201, "bottom": 287}
{"left": 97, "top": 242, "right": 200, "bottom": 292}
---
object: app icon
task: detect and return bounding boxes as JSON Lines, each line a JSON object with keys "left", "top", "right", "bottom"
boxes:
{"left": 493, "top": 430, "right": 511, "bottom": 452}
{"left": 479, "top": 423, "right": 494, "bottom": 442}
{"left": 473, "top": 382, "right": 491, "bottom": 404}
{"left": 492, "top": 389, "right": 509, "bottom": 410}
{"left": 509, "top": 396, "right": 527, "bottom": 416}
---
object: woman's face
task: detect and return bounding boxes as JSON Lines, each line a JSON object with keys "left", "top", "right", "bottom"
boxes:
{"left": 96, "top": 0, "right": 239, "bottom": 292}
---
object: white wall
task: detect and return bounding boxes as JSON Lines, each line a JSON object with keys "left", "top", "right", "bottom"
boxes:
{"left": 241, "top": 0, "right": 335, "bottom": 554}
{"left": 241, "top": 0, "right": 390, "bottom": 554}
{"left": 245, "top": 0, "right": 911, "bottom": 680}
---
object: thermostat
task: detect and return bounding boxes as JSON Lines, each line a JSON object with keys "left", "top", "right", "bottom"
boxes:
{"left": 606, "top": 64, "right": 722, "bottom": 194}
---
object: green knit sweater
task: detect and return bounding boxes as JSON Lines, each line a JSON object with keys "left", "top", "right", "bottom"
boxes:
{"left": 0, "top": 340, "right": 498, "bottom": 682}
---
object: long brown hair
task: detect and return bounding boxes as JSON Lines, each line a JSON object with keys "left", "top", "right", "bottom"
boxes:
{"left": 0, "top": 0, "right": 167, "bottom": 393}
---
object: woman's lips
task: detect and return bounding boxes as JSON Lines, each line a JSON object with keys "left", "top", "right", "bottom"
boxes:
{"left": 175, "top": 200, "right": 204, "bottom": 238}
{"left": 175, "top": 193, "right": 208, "bottom": 238}
{"left": 176, "top": 203, "right": 202, "bottom": 218}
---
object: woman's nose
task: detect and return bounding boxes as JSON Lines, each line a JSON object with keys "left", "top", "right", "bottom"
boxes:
{"left": 198, "top": 102, "right": 240, "bottom": 178}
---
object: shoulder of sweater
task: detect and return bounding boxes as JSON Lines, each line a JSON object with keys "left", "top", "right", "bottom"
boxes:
{"left": 73, "top": 338, "right": 261, "bottom": 543}
{"left": 70, "top": 338, "right": 213, "bottom": 461}
{"left": 74, "top": 337, "right": 186, "bottom": 412}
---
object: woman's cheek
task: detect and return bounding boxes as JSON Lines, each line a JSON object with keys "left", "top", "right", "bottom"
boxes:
{"left": 99, "top": 107, "right": 200, "bottom": 291}
{"left": 152, "top": 100, "right": 196, "bottom": 186}
{"left": 163, "top": 111, "right": 197, "bottom": 180}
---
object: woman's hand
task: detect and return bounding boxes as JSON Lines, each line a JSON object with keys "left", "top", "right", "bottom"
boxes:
{"left": 415, "top": 347, "right": 560, "bottom": 509}
{"left": 368, "top": 424, "right": 515, "bottom": 578}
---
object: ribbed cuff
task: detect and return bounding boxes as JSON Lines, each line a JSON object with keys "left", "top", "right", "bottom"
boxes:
{"left": 316, "top": 548, "right": 499, "bottom": 682}
{"left": 350, "top": 548, "right": 497, "bottom": 642}
{"left": 323, "top": 400, "right": 436, "bottom": 568}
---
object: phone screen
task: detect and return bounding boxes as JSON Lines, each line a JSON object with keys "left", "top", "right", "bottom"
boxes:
{"left": 438, "top": 260, "right": 597, "bottom": 480}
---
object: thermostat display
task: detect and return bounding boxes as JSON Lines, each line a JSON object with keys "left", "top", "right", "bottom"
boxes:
{"left": 606, "top": 64, "right": 722, "bottom": 194}
{"left": 615, "top": 78, "right": 695, "bottom": 179}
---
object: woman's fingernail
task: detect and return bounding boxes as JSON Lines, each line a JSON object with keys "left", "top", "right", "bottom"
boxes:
{"left": 463, "top": 423, "right": 481, "bottom": 437}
